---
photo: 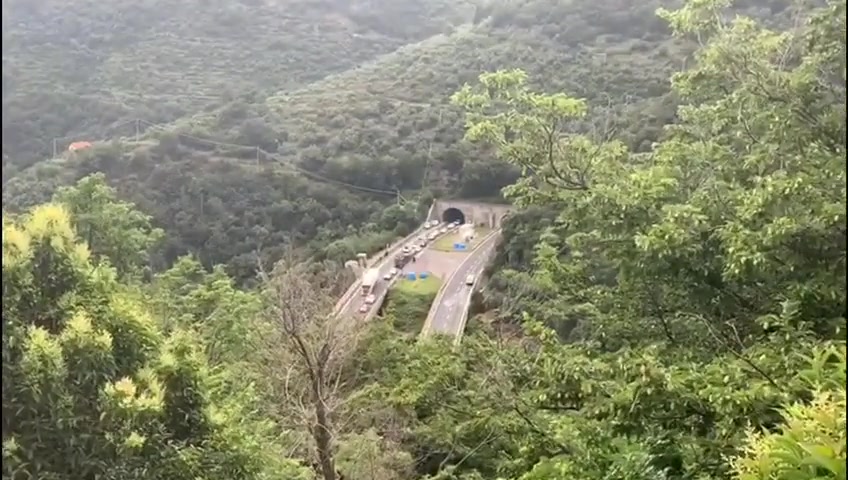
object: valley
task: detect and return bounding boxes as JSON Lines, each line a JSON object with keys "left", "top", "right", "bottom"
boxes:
{"left": 1, "top": 0, "right": 845, "bottom": 479}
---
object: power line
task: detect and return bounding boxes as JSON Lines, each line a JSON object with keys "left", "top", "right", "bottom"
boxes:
{"left": 52, "top": 118, "right": 141, "bottom": 158}
{"left": 134, "top": 119, "right": 401, "bottom": 197}
{"left": 48, "top": 116, "right": 405, "bottom": 199}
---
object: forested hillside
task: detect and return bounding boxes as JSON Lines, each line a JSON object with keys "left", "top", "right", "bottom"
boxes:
{"left": 2, "top": 0, "right": 799, "bottom": 278}
{"left": 2, "top": 0, "right": 474, "bottom": 168}
{"left": 3, "top": 0, "right": 845, "bottom": 479}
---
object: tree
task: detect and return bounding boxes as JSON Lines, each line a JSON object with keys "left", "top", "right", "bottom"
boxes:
{"left": 2, "top": 203, "right": 309, "bottom": 480}
{"left": 452, "top": 0, "right": 846, "bottom": 349}
{"left": 336, "top": 428, "right": 415, "bottom": 480}
{"left": 729, "top": 344, "right": 846, "bottom": 480}
{"left": 438, "top": 0, "right": 846, "bottom": 477}
{"left": 261, "top": 258, "right": 364, "bottom": 480}
{"left": 53, "top": 173, "right": 164, "bottom": 279}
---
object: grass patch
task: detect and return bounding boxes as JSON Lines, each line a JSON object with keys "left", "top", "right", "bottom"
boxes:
{"left": 385, "top": 275, "right": 442, "bottom": 333}
{"left": 432, "top": 227, "right": 493, "bottom": 252}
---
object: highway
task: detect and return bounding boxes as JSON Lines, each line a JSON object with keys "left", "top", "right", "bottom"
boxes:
{"left": 342, "top": 254, "right": 399, "bottom": 320}
{"left": 338, "top": 222, "right": 449, "bottom": 320}
{"left": 424, "top": 231, "right": 500, "bottom": 338}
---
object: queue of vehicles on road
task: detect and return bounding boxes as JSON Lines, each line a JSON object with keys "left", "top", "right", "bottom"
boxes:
{"left": 356, "top": 219, "right": 462, "bottom": 315}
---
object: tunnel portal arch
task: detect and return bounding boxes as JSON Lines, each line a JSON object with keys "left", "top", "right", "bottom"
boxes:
{"left": 499, "top": 213, "right": 510, "bottom": 228}
{"left": 441, "top": 207, "right": 466, "bottom": 225}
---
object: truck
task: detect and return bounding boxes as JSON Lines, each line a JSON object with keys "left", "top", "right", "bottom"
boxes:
{"left": 361, "top": 268, "right": 380, "bottom": 296}
{"left": 394, "top": 252, "right": 412, "bottom": 269}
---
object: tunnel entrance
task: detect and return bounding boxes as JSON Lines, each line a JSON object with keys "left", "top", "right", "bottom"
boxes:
{"left": 499, "top": 213, "right": 510, "bottom": 228}
{"left": 442, "top": 207, "right": 466, "bottom": 224}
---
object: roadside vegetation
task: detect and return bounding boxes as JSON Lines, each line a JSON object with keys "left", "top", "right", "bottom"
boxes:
{"left": 385, "top": 276, "right": 443, "bottom": 333}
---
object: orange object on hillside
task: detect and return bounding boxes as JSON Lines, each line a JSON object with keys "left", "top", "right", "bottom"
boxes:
{"left": 68, "top": 141, "right": 93, "bottom": 152}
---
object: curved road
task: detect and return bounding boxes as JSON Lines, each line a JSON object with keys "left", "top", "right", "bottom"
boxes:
{"left": 425, "top": 231, "right": 500, "bottom": 338}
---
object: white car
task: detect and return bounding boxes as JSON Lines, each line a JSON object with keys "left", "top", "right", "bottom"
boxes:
{"left": 365, "top": 294, "right": 376, "bottom": 305}
{"left": 465, "top": 275, "right": 475, "bottom": 286}
{"left": 413, "top": 245, "right": 422, "bottom": 253}
{"left": 389, "top": 268, "right": 399, "bottom": 276}
{"left": 383, "top": 272, "right": 393, "bottom": 281}
{"left": 427, "top": 232, "right": 438, "bottom": 240}
{"left": 358, "top": 304, "right": 369, "bottom": 313}
{"left": 440, "top": 227, "right": 448, "bottom": 234}
{"left": 429, "top": 220, "right": 440, "bottom": 228}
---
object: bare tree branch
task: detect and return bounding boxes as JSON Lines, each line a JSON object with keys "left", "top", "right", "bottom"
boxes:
{"left": 259, "top": 255, "right": 365, "bottom": 480}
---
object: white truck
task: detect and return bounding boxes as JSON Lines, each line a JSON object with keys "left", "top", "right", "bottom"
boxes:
{"left": 361, "top": 268, "right": 380, "bottom": 296}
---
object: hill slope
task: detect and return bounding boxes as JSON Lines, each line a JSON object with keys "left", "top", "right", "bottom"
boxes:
{"left": 2, "top": 0, "right": 795, "bottom": 278}
{"left": 1, "top": 0, "right": 474, "bottom": 169}
{"left": 138, "top": 0, "right": 793, "bottom": 196}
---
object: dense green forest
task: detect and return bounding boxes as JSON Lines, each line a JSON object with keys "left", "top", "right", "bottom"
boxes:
{"left": 2, "top": 0, "right": 801, "bottom": 278}
{"left": 2, "top": 0, "right": 846, "bottom": 478}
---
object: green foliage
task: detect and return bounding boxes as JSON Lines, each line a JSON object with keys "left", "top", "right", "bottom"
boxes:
{"left": 730, "top": 344, "right": 846, "bottom": 480}
{"left": 455, "top": 0, "right": 846, "bottom": 348}
{"left": 2, "top": 0, "right": 475, "bottom": 168}
{"left": 2, "top": 145, "right": 420, "bottom": 282}
{"left": 386, "top": 277, "right": 444, "bottom": 333}
{"left": 1, "top": 202, "right": 309, "bottom": 480}
{"left": 53, "top": 173, "right": 164, "bottom": 278}
{"left": 2, "top": 0, "right": 846, "bottom": 479}
{"left": 2, "top": 0, "right": 797, "bottom": 280}
{"left": 413, "top": 0, "right": 847, "bottom": 478}
{"left": 336, "top": 428, "right": 415, "bottom": 480}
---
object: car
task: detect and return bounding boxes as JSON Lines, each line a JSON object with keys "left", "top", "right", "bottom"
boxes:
{"left": 389, "top": 267, "right": 399, "bottom": 276}
{"left": 413, "top": 245, "right": 422, "bottom": 253}
{"left": 465, "top": 274, "right": 475, "bottom": 286}
{"left": 365, "top": 294, "right": 377, "bottom": 305}
{"left": 358, "top": 304, "right": 369, "bottom": 313}
{"left": 418, "top": 239, "right": 427, "bottom": 247}
{"left": 402, "top": 245, "right": 411, "bottom": 253}
{"left": 383, "top": 272, "right": 393, "bottom": 281}
{"left": 428, "top": 232, "right": 438, "bottom": 240}
{"left": 430, "top": 220, "right": 440, "bottom": 228}
{"left": 440, "top": 227, "right": 448, "bottom": 234}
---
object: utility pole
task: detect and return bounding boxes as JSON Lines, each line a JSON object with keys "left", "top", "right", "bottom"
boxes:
{"left": 52, "top": 138, "right": 58, "bottom": 159}
{"left": 422, "top": 140, "right": 433, "bottom": 190}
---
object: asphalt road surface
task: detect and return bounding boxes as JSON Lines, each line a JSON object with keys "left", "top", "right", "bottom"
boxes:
{"left": 339, "top": 223, "right": 447, "bottom": 319}
{"left": 427, "top": 232, "right": 500, "bottom": 337}
{"left": 346, "top": 257, "right": 398, "bottom": 319}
